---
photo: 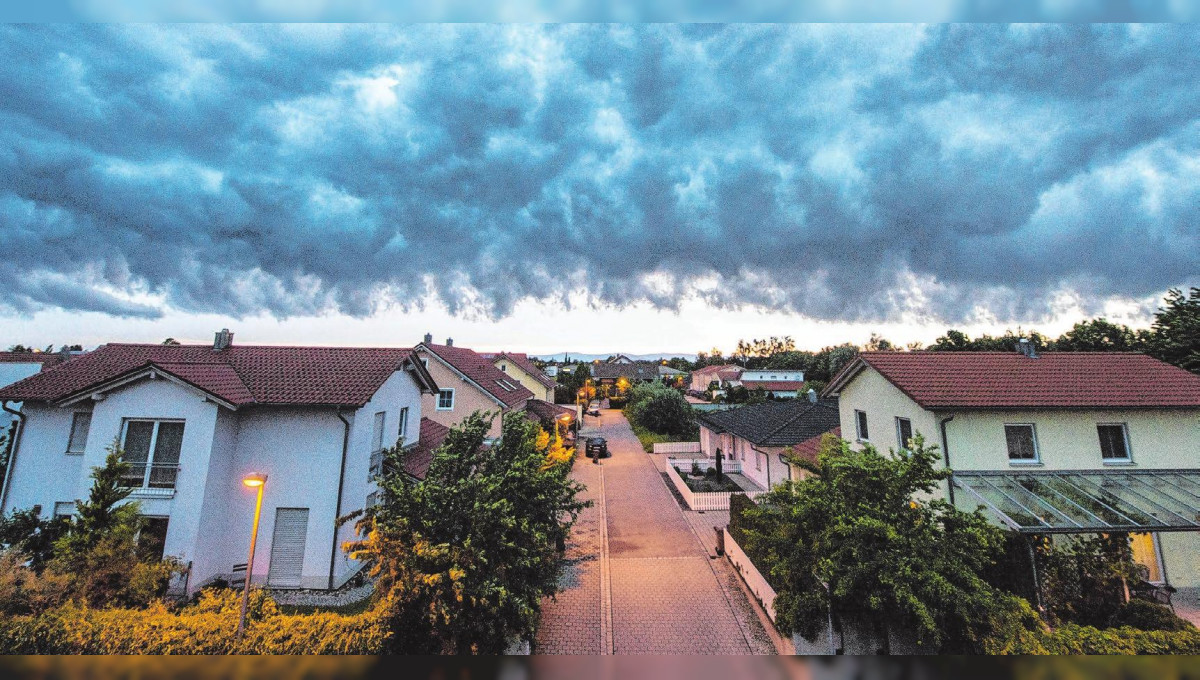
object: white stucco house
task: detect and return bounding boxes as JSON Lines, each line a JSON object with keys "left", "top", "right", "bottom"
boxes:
{"left": 1, "top": 351, "right": 72, "bottom": 431}
{"left": 0, "top": 330, "right": 439, "bottom": 593}
{"left": 734, "top": 369, "right": 806, "bottom": 398}
{"left": 823, "top": 346, "right": 1200, "bottom": 594}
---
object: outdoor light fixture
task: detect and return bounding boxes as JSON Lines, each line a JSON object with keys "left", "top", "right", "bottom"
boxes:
{"left": 237, "top": 472, "right": 267, "bottom": 640}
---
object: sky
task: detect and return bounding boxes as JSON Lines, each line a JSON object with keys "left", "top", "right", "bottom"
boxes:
{"left": 1, "top": 24, "right": 1197, "bottom": 355}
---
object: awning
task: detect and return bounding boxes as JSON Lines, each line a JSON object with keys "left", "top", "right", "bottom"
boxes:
{"left": 951, "top": 469, "right": 1200, "bottom": 534}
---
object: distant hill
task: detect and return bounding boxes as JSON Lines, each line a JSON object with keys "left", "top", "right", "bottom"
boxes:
{"left": 533, "top": 352, "right": 698, "bottom": 363}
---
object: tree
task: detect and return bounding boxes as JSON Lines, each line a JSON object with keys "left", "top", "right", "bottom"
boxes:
{"left": 625, "top": 382, "right": 695, "bottom": 435}
{"left": 864, "top": 333, "right": 896, "bottom": 351}
{"left": 739, "top": 435, "right": 1039, "bottom": 653}
{"left": 1148, "top": 287, "right": 1200, "bottom": 374}
{"left": 1053, "top": 319, "right": 1148, "bottom": 352}
{"left": 161, "top": 338, "right": 181, "bottom": 346}
{"left": 342, "top": 411, "right": 587, "bottom": 653}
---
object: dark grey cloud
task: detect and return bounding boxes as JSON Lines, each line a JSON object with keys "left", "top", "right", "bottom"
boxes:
{"left": 1, "top": 24, "right": 1197, "bottom": 323}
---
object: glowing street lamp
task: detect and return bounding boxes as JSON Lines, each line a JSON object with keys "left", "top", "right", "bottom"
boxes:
{"left": 237, "top": 472, "right": 267, "bottom": 640}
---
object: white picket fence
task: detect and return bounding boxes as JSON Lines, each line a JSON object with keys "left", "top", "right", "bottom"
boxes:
{"left": 723, "top": 528, "right": 777, "bottom": 622}
{"left": 664, "top": 462, "right": 764, "bottom": 511}
{"left": 667, "top": 456, "right": 742, "bottom": 474}
{"left": 652, "top": 441, "right": 702, "bottom": 454}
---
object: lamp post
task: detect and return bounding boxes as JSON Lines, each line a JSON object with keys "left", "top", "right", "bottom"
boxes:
{"left": 237, "top": 472, "right": 267, "bottom": 641}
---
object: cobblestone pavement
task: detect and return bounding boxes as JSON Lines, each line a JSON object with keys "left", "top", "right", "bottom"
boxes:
{"left": 537, "top": 409, "right": 778, "bottom": 654}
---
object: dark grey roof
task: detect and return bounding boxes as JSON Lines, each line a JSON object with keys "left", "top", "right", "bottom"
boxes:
{"left": 698, "top": 398, "right": 840, "bottom": 447}
{"left": 591, "top": 362, "right": 661, "bottom": 381}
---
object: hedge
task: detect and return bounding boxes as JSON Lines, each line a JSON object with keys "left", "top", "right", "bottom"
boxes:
{"left": 1037, "top": 624, "right": 1200, "bottom": 655}
{"left": 0, "top": 590, "right": 389, "bottom": 654}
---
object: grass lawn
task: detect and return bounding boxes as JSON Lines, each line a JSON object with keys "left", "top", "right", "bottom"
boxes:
{"left": 277, "top": 595, "right": 374, "bottom": 616}
{"left": 628, "top": 420, "right": 691, "bottom": 453}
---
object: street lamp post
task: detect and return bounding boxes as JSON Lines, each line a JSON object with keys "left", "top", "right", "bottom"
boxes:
{"left": 237, "top": 472, "right": 267, "bottom": 641}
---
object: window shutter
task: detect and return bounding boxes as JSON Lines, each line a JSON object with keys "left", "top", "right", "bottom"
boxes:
{"left": 267, "top": 508, "right": 310, "bottom": 588}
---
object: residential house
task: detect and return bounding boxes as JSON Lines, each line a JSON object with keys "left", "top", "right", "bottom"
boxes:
{"left": 0, "top": 330, "right": 439, "bottom": 593}
{"left": 734, "top": 369, "right": 806, "bottom": 398}
{"left": 414, "top": 337, "right": 534, "bottom": 440}
{"left": 591, "top": 356, "right": 680, "bottom": 387}
{"left": 483, "top": 352, "right": 556, "bottom": 402}
{"left": 689, "top": 364, "right": 740, "bottom": 392}
{"left": 1, "top": 351, "right": 72, "bottom": 431}
{"left": 697, "top": 397, "right": 841, "bottom": 491}
{"left": 823, "top": 346, "right": 1200, "bottom": 590}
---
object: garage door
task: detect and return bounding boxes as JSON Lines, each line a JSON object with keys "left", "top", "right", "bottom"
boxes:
{"left": 267, "top": 508, "right": 309, "bottom": 588}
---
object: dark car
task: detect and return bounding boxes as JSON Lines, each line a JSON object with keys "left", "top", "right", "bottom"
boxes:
{"left": 585, "top": 437, "right": 609, "bottom": 458}
{"left": 585, "top": 406, "right": 601, "bottom": 417}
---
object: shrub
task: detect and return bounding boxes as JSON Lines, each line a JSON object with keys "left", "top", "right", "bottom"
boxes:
{"left": 624, "top": 383, "right": 695, "bottom": 436}
{"left": 0, "top": 588, "right": 389, "bottom": 654}
{"left": 1108, "top": 599, "right": 1196, "bottom": 632}
{"left": 1039, "top": 624, "right": 1200, "bottom": 655}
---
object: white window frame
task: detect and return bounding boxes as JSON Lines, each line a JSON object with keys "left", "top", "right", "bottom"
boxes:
{"left": 437, "top": 388, "right": 455, "bottom": 411}
{"left": 1097, "top": 422, "right": 1133, "bottom": 464}
{"left": 855, "top": 410, "right": 869, "bottom": 442}
{"left": 371, "top": 411, "right": 386, "bottom": 454}
{"left": 895, "top": 417, "right": 913, "bottom": 451}
{"left": 1004, "top": 423, "right": 1041, "bottom": 465}
{"left": 119, "top": 418, "right": 185, "bottom": 489}
{"left": 53, "top": 501, "right": 76, "bottom": 518}
{"left": 66, "top": 412, "right": 92, "bottom": 455}
{"left": 397, "top": 406, "right": 409, "bottom": 440}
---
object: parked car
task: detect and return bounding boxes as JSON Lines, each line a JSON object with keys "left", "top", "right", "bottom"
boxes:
{"left": 586, "top": 405, "right": 601, "bottom": 417}
{"left": 585, "top": 437, "right": 609, "bottom": 458}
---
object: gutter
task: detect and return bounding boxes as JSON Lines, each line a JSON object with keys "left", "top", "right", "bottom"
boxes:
{"left": 939, "top": 415, "right": 955, "bottom": 505}
{"left": 329, "top": 408, "right": 352, "bottom": 590}
{"left": 0, "top": 402, "right": 27, "bottom": 513}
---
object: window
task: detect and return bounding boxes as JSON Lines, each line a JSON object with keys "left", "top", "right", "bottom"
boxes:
{"left": 500, "top": 364, "right": 507, "bottom": 372}
{"left": 855, "top": 410, "right": 869, "bottom": 441}
{"left": 895, "top": 417, "right": 913, "bottom": 450}
{"left": 53, "top": 501, "right": 76, "bottom": 518}
{"left": 1098, "top": 424, "right": 1132, "bottom": 463}
{"left": 137, "top": 517, "right": 170, "bottom": 561}
{"left": 755, "top": 449, "right": 761, "bottom": 471}
{"left": 66, "top": 412, "right": 91, "bottom": 454}
{"left": 420, "top": 357, "right": 429, "bottom": 368}
{"left": 437, "top": 389, "right": 455, "bottom": 410}
{"left": 397, "top": 407, "right": 409, "bottom": 440}
{"left": 120, "top": 420, "right": 184, "bottom": 489}
{"left": 372, "top": 411, "right": 386, "bottom": 453}
{"left": 1005, "top": 424, "right": 1039, "bottom": 463}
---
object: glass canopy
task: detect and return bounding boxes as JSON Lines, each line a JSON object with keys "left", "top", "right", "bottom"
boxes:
{"left": 951, "top": 470, "right": 1200, "bottom": 534}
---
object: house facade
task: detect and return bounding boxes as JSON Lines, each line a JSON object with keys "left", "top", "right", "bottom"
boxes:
{"left": 484, "top": 352, "right": 556, "bottom": 402}
{"left": 697, "top": 398, "right": 841, "bottom": 491}
{"left": 0, "top": 332, "right": 439, "bottom": 593}
{"left": 824, "top": 349, "right": 1200, "bottom": 589}
{"left": 735, "top": 369, "right": 806, "bottom": 398}
{"left": 414, "top": 338, "right": 533, "bottom": 440}
{"left": 688, "top": 364, "right": 739, "bottom": 392}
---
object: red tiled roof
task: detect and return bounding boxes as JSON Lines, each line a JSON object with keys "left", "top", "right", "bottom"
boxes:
{"left": 484, "top": 352, "right": 556, "bottom": 390}
{"left": 831, "top": 351, "right": 1200, "bottom": 409}
{"left": 691, "top": 364, "right": 738, "bottom": 376}
{"left": 421, "top": 344, "right": 533, "bottom": 408}
{"left": 402, "top": 417, "right": 451, "bottom": 480}
{"left": 785, "top": 428, "right": 841, "bottom": 465}
{"left": 740, "top": 380, "right": 806, "bottom": 391}
{"left": 716, "top": 368, "right": 743, "bottom": 382}
{"left": 0, "top": 343, "right": 429, "bottom": 407}
{"left": 0, "top": 352, "right": 67, "bottom": 367}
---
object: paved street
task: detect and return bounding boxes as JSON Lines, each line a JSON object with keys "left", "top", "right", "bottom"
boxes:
{"left": 537, "top": 409, "right": 777, "bottom": 654}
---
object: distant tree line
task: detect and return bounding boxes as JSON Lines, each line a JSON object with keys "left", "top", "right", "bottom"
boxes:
{"left": 695, "top": 288, "right": 1200, "bottom": 379}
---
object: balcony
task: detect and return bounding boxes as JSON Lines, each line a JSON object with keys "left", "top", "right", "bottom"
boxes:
{"left": 120, "top": 463, "right": 179, "bottom": 497}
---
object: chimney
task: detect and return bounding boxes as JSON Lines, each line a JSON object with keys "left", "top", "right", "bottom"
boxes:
{"left": 807, "top": 388, "right": 818, "bottom": 403}
{"left": 423, "top": 332, "right": 433, "bottom": 345}
{"left": 1017, "top": 338, "right": 1038, "bottom": 359}
{"left": 446, "top": 337, "right": 453, "bottom": 347}
{"left": 214, "top": 328, "right": 234, "bottom": 351}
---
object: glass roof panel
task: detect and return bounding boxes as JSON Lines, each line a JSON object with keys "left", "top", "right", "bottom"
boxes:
{"left": 952, "top": 470, "right": 1200, "bottom": 534}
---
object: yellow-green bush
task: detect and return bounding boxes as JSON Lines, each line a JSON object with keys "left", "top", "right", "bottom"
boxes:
{"left": 0, "top": 589, "right": 388, "bottom": 654}
{"left": 1038, "top": 624, "right": 1200, "bottom": 655}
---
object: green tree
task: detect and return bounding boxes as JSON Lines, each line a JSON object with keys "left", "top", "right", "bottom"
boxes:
{"left": 1053, "top": 319, "right": 1149, "bottom": 352}
{"left": 1148, "top": 287, "right": 1200, "bottom": 373}
{"left": 342, "top": 411, "right": 587, "bottom": 653}
{"left": 739, "top": 435, "right": 1039, "bottom": 653}
{"left": 47, "top": 440, "right": 183, "bottom": 609}
{"left": 625, "top": 382, "right": 695, "bottom": 435}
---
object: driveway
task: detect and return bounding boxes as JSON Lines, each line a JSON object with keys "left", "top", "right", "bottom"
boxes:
{"left": 537, "top": 409, "right": 776, "bottom": 654}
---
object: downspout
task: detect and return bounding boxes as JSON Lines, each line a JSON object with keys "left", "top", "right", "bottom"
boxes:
{"left": 939, "top": 415, "right": 955, "bottom": 505}
{"left": 0, "top": 402, "right": 27, "bottom": 513}
{"left": 329, "top": 408, "right": 351, "bottom": 590}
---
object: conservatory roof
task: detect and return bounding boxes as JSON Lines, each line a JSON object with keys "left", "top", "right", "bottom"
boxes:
{"left": 951, "top": 469, "right": 1200, "bottom": 534}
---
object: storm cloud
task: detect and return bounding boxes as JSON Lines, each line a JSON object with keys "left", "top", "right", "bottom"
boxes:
{"left": 1, "top": 24, "right": 1197, "bottom": 323}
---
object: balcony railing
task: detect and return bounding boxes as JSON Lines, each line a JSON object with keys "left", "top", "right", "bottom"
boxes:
{"left": 119, "top": 463, "right": 179, "bottom": 491}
